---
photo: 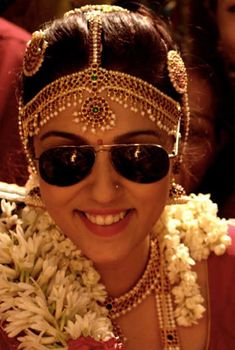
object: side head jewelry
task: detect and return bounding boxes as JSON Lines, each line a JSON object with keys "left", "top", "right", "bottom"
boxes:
{"left": 167, "top": 49, "right": 190, "bottom": 170}
{"left": 19, "top": 4, "right": 189, "bottom": 174}
{"left": 23, "top": 30, "right": 48, "bottom": 77}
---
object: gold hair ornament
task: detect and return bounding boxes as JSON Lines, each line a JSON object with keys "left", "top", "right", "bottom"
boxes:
{"left": 166, "top": 50, "right": 189, "bottom": 197}
{"left": 167, "top": 50, "right": 187, "bottom": 94}
{"left": 23, "top": 30, "right": 48, "bottom": 77}
{"left": 167, "top": 50, "right": 190, "bottom": 164}
{"left": 19, "top": 5, "right": 188, "bottom": 173}
{"left": 64, "top": 4, "right": 130, "bottom": 18}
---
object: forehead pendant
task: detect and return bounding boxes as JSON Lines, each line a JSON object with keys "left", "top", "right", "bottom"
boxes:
{"left": 72, "top": 12, "right": 116, "bottom": 134}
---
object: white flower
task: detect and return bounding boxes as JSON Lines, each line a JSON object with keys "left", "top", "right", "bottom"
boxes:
{"left": 82, "top": 268, "right": 100, "bottom": 286}
{"left": 65, "top": 316, "right": 83, "bottom": 339}
{"left": 0, "top": 199, "right": 19, "bottom": 229}
{"left": 18, "top": 329, "right": 67, "bottom": 350}
{"left": 65, "top": 311, "right": 113, "bottom": 341}
{"left": 36, "top": 257, "right": 58, "bottom": 287}
{"left": 64, "top": 290, "right": 91, "bottom": 318}
{"left": 90, "top": 316, "right": 114, "bottom": 341}
{"left": 0, "top": 198, "right": 113, "bottom": 349}
{"left": 1, "top": 199, "right": 16, "bottom": 217}
{"left": 0, "top": 233, "right": 14, "bottom": 264}
{"left": 154, "top": 193, "right": 231, "bottom": 326}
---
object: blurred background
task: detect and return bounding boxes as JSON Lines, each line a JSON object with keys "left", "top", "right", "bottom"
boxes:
{"left": 0, "top": 0, "right": 178, "bottom": 32}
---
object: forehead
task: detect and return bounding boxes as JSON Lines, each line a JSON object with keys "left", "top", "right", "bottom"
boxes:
{"left": 36, "top": 97, "right": 175, "bottom": 149}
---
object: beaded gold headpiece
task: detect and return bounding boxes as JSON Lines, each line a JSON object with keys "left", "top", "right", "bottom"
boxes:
{"left": 19, "top": 4, "right": 189, "bottom": 171}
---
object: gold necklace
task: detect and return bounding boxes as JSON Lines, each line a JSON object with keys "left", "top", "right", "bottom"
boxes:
{"left": 104, "top": 239, "right": 181, "bottom": 349}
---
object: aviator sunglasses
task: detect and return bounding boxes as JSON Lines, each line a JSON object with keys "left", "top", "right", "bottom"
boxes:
{"left": 36, "top": 144, "right": 176, "bottom": 187}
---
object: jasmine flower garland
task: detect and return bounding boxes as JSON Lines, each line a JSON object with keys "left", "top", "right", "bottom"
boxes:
{"left": 153, "top": 193, "right": 231, "bottom": 326}
{"left": 0, "top": 193, "right": 231, "bottom": 349}
{"left": 0, "top": 200, "right": 114, "bottom": 349}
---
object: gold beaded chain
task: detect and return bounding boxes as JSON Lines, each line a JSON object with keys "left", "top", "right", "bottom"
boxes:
{"left": 104, "top": 238, "right": 181, "bottom": 349}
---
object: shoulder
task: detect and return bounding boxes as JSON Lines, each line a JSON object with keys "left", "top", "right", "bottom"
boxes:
{"left": 208, "top": 244, "right": 235, "bottom": 348}
{"left": 207, "top": 220, "right": 235, "bottom": 326}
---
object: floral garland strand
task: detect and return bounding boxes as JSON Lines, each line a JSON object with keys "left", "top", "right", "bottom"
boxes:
{"left": 0, "top": 200, "right": 116, "bottom": 350}
{"left": 0, "top": 193, "right": 231, "bottom": 349}
{"left": 153, "top": 193, "right": 231, "bottom": 326}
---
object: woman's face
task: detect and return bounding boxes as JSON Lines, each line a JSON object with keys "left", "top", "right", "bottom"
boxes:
{"left": 216, "top": 0, "right": 235, "bottom": 64}
{"left": 34, "top": 98, "right": 173, "bottom": 265}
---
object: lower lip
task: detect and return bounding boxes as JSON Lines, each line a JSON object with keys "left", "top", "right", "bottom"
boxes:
{"left": 75, "top": 210, "right": 133, "bottom": 237}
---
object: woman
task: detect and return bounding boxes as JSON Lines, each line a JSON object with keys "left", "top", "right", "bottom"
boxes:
{"left": 0, "top": 3, "right": 234, "bottom": 350}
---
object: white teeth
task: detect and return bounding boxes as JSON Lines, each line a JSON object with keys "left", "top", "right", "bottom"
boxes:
{"left": 85, "top": 211, "right": 126, "bottom": 226}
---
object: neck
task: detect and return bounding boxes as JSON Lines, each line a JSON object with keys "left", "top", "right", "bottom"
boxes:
{"left": 95, "top": 236, "right": 151, "bottom": 297}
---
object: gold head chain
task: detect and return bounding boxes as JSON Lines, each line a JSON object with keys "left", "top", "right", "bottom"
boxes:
{"left": 18, "top": 4, "right": 189, "bottom": 172}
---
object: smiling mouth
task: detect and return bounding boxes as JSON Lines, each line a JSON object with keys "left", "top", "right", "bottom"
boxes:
{"left": 83, "top": 211, "right": 128, "bottom": 226}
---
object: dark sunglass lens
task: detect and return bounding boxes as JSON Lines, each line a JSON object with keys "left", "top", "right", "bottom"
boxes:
{"left": 111, "top": 145, "right": 170, "bottom": 183}
{"left": 38, "top": 147, "right": 95, "bottom": 186}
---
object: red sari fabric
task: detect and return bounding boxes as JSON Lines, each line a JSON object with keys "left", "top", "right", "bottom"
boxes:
{"left": 208, "top": 251, "right": 235, "bottom": 349}
{"left": 0, "top": 327, "right": 18, "bottom": 350}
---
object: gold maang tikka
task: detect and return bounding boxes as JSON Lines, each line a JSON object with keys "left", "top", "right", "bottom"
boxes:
{"left": 19, "top": 5, "right": 188, "bottom": 173}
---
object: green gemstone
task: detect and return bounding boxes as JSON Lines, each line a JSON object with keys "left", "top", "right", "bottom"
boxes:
{"left": 91, "top": 74, "right": 98, "bottom": 81}
{"left": 92, "top": 106, "right": 99, "bottom": 113}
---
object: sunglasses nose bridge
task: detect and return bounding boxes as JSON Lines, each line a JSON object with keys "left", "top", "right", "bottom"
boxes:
{"left": 87, "top": 151, "right": 123, "bottom": 203}
{"left": 92, "top": 146, "right": 128, "bottom": 185}
{"left": 94, "top": 145, "right": 111, "bottom": 154}
{"left": 93, "top": 147, "right": 115, "bottom": 174}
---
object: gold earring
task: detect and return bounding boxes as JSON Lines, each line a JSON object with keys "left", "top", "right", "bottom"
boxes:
{"left": 168, "top": 179, "right": 187, "bottom": 204}
{"left": 24, "top": 170, "right": 45, "bottom": 208}
{"left": 24, "top": 186, "right": 44, "bottom": 208}
{"left": 168, "top": 158, "right": 187, "bottom": 205}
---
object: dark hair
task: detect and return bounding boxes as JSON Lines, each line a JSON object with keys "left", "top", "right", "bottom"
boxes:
{"left": 21, "top": 3, "right": 179, "bottom": 104}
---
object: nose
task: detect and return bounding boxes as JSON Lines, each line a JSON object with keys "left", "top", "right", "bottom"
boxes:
{"left": 86, "top": 151, "right": 122, "bottom": 204}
